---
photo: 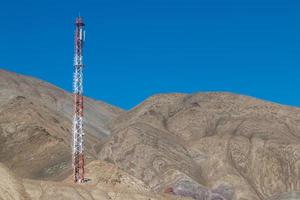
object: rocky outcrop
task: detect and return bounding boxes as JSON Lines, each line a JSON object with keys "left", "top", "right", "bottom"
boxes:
{"left": 99, "top": 122, "right": 203, "bottom": 191}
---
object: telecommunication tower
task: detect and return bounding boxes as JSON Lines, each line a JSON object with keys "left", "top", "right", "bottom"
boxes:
{"left": 73, "top": 16, "right": 85, "bottom": 183}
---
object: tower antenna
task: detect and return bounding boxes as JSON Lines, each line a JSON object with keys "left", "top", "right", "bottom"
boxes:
{"left": 72, "top": 16, "right": 85, "bottom": 183}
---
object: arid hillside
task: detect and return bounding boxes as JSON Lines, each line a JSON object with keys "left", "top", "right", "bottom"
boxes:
{"left": 0, "top": 69, "right": 300, "bottom": 200}
{"left": 0, "top": 70, "right": 123, "bottom": 180}
{"left": 99, "top": 93, "right": 300, "bottom": 200}
{"left": 0, "top": 160, "right": 185, "bottom": 200}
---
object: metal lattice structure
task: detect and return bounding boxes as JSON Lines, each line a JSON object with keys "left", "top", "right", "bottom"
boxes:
{"left": 73, "top": 16, "right": 85, "bottom": 183}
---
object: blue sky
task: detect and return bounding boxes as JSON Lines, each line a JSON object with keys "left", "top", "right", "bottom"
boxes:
{"left": 1, "top": 0, "right": 300, "bottom": 109}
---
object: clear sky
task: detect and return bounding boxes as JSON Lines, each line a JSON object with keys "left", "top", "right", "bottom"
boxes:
{"left": 1, "top": 0, "right": 300, "bottom": 109}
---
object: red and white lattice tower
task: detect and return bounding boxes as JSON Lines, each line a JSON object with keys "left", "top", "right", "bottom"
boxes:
{"left": 73, "top": 16, "right": 85, "bottom": 183}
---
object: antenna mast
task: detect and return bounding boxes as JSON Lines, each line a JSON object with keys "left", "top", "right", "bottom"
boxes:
{"left": 73, "top": 16, "right": 85, "bottom": 183}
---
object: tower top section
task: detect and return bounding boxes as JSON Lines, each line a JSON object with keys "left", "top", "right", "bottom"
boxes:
{"left": 76, "top": 16, "right": 85, "bottom": 26}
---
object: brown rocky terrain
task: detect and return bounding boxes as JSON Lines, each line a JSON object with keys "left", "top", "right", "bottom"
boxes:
{"left": 1, "top": 69, "right": 300, "bottom": 200}
{"left": 99, "top": 93, "right": 300, "bottom": 200}
{"left": 0, "top": 160, "right": 186, "bottom": 200}
{"left": 0, "top": 69, "right": 123, "bottom": 180}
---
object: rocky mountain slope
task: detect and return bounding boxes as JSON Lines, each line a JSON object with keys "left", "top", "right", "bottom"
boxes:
{"left": 1, "top": 69, "right": 300, "bottom": 200}
{"left": 0, "top": 69, "right": 123, "bottom": 180}
{"left": 99, "top": 93, "right": 300, "bottom": 200}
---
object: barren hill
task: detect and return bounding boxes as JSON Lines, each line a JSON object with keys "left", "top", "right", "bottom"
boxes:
{"left": 99, "top": 93, "right": 300, "bottom": 200}
{"left": 1, "top": 70, "right": 300, "bottom": 200}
